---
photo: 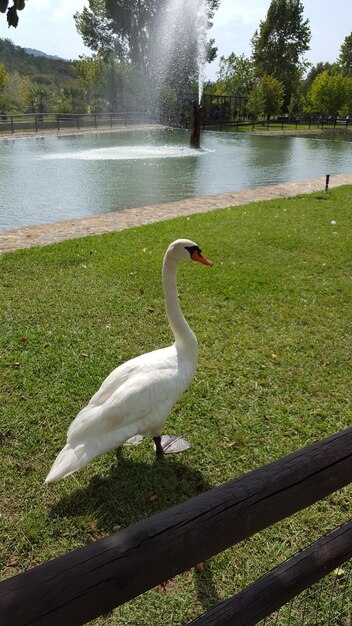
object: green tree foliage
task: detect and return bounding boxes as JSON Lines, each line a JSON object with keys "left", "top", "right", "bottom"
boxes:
{"left": 4, "top": 70, "right": 30, "bottom": 111}
{"left": 0, "top": 0, "right": 25, "bottom": 29}
{"left": 102, "top": 61, "right": 142, "bottom": 111}
{"left": 305, "top": 70, "right": 352, "bottom": 116}
{"left": 27, "top": 82, "right": 52, "bottom": 116}
{"left": 217, "top": 53, "right": 255, "bottom": 97}
{"left": 74, "top": 0, "right": 119, "bottom": 61}
{"left": 251, "top": 0, "right": 310, "bottom": 110}
{"left": 246, "top": 83, "right": 265, "bottom": 120}
{"left": 302, "top": 62, "right": 335, "bottom": 94}
{"left": 74, "top": 0, "right": 219, "bottom": 72}
{"left": 57, "top": 83, "right": 85, "bottom": 114}
{"left": 338, "top": 32, "right": 352, "bottom": 76}
{"left": 74, "top": 54, "right": 104, "bottom": 110}
{"left": 74, "top": 54, "right": 145, "bottom": 112}
{"left": 260, "top": 74, "right": 285, "bottom": 119}
{"left": 246, "top": 75, "right": 285, "bottom": 120}
{"left": 0, "top": 60, "right": 9, "bottom": 91}
{"left": 0, "top": 60, "right": 9, "bottom": 112}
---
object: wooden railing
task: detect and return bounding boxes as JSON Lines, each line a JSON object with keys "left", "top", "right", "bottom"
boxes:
{"left": 0, "top": 427, "right": 351, "bottom": 626}
{"left": 0, "top": 111, "right": 151, "bottom": 134}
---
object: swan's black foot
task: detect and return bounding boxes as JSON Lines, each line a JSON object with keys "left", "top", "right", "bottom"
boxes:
{"left": 153, "top": 435, "right": 191, "bottom": 455}
{"left": 153, "top": 436, "right": 164, "bottom": 460}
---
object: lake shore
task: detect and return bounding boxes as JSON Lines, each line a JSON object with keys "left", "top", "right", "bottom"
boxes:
{"left": 1, "top": 172, "right": 352, "bottom": 254}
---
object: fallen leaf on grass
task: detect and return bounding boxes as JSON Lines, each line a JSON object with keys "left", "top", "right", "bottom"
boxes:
{"left": 194, "top": 562, "right": 205, "bottom": 573}
{"left": 332, "top": 567, "right": 346, "bottom": 578}
{"left": 157, "top": 580, "right": 172, "bottom": 592}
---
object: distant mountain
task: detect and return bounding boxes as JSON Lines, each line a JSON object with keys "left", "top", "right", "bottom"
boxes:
{"left": 24, "top": 47, "right": 64, "bottom": 61}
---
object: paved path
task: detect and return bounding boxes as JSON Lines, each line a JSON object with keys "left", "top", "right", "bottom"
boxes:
{"left": 1, "top": 173, "right": 352, "bottom": 254}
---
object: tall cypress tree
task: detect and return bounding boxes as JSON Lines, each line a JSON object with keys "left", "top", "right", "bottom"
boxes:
{"left": 251, "top": 0, "right": 311, "bottom": 110}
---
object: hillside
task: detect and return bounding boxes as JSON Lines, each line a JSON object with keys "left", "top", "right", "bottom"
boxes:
{"left": 24, "top": 47, "right": 63, "bottom": 61}
{"left": 0, "top": 38, "right": 75, "bottom": 83}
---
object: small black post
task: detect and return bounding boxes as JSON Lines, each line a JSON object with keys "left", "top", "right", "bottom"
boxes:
{"left": 189, "top": 100, "right": 201, "bottom": 149}
{"left": 325, "top": 174, "right": 330, "bottom": 193}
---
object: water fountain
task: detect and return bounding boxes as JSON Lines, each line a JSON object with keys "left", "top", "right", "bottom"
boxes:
{"left": 190, "top": 0, "right": 208, "bottom": 149}
{"left": 149, "top": 0, "right": 209, "bottom": 148}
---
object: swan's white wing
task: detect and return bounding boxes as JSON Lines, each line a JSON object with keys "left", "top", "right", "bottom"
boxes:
{"left": 68, "top": 371, "right": 173, "bottom": 443}
{"left": 87, "top": 346, "right": 172, "bottom": 407}
{"left": 66, "top": 345, "right": 190, "bottom": 446}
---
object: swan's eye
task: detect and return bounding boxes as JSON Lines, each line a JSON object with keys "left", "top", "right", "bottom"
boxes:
{"left": 185, "top": 245, "right": 201, "bottom": 259}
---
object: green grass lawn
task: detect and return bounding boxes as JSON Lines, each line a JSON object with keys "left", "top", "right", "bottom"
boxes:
{"left": 222, "top": 122, "right": 352, "bottom": 134}
{"left": 224, "top": 122, "right": 317, "bottom": 132}
{"left": 1, "top": 187, "right": 352, "bottom": 624}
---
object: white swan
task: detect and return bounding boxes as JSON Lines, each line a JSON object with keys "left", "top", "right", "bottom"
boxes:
{"left": 45, "top": 239, "right": 213, "bottom": 483}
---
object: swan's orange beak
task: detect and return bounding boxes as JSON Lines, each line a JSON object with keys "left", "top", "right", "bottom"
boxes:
{"left": 191, "top": 250, "right": 213, "bottom": 266}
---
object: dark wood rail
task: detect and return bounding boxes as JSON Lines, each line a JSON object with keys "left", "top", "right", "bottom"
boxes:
{"left": 1, "top": 427, "right": 351, "bottom": 626}
{"left": 189, "top": 519, "right": 352, "bottom": 625}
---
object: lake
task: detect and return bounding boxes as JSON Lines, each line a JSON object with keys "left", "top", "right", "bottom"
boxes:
{"left": 1, "top": 127, "right": 352, "bottom": 231}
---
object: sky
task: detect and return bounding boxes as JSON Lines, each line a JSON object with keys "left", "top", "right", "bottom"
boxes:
{"left": 1, "top": 0, "right": 351, "bottom": 81}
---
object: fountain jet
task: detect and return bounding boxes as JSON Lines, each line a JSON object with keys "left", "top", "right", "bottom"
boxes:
{"left": 149, "top": 0, "right": 208, "bottom": 149}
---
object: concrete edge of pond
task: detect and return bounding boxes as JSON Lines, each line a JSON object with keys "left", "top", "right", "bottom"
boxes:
{"left": 1, "top": 172, "right": 352, "bottom": 254}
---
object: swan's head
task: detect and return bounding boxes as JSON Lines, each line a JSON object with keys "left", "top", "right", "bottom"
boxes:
{"left": 166, "top": 239, "right": 213, "bottom": 266}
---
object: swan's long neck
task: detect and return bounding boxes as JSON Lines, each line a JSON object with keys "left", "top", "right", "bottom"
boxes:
{"left": 162, "top": 254, "right": 198, "bottom": 357}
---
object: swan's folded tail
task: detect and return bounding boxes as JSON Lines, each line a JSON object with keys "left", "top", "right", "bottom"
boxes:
{"left": 45, "top": 443, "right": 87, "bottom": 483}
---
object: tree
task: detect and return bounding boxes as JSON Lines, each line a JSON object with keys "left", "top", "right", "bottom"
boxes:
{"left": 338, "top": 32, "right": 352, "bottom": 76}
{"left": 27, "top": 83, "right": 52, "bottom": 118}
{"left": 246, "top": 83, "right": 265, "bottom": 120}
{"left": 74, "top": 0, "right": 219, "bottom": 73}
{"left": 217, "top": 53, "right": 255, "bottom": 98}
{"left": 0, "top": 60, "right": 8, "bottom": 91}
{"left": 305, "top": 70, "right": 352, "bottom": 117}
{"left": 4, "top": 71, "right": 30, "bottom": 111}
{"left": 251, "top": 0, "right": 310, "bottom": 110}
{"left": 74, "top": 54, "right": 104, "bottom": 110}
{"left": 302, "top": 62, "right": 335, "bottom": 94}
{"left": 0, "top": 0, "right": 25, "bottom": 28}
{"left": 260, "top": 74, "right": 285, "bottom": 119}
{"left": 0, "top": 60, "right": 9, "bottom": 113}
{"left": 60, "top": 83, "right": 85, "bottom": 113}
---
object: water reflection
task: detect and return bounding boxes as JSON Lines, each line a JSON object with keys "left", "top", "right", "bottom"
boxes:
{"left": 1, "top": 128, "right": 352, "bottom": 231}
